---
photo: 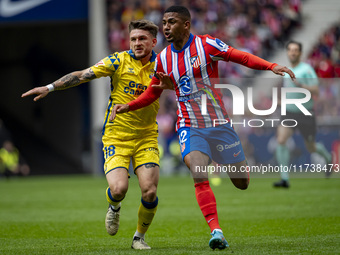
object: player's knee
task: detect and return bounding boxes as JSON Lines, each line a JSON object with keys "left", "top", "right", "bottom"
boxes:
{"left": 141, "top": 185, "right": 157, "bottom": 202}
{"left": 109, "top": 184, "right": 128, "bottom": 200}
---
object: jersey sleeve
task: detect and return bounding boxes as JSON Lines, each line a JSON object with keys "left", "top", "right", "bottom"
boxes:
{"left": 204, "top": 35, "right": 277, "bottom": 70}
{"left": 205, "top": 35, "right": 233, "bottom": 62}
{"left": 228, "top": 48, "right": 277, "bottom": 70}
{"left": 90, "top": 52, "right": 121, "bottom": 78}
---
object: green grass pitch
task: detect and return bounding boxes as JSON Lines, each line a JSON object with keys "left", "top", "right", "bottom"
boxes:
{"left": 0, "top": 174, "right": 339, "bottom": 254}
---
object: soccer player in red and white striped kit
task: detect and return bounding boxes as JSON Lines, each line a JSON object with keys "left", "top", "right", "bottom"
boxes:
{"left": 111, "top": 6, "right": 295, "bottom": 250}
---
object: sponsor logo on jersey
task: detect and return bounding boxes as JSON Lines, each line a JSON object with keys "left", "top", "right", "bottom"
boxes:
{"left": 178, "top": 75, "right": 191, "bottom": 95}
{"left": 124, "top": 81, "right": 147, "bottom": 96}
{"left": 95, "top": 60, "right": 104, "bottom": 67}
{"left": 215, "top": 38, "right": 228, "bottom": 50}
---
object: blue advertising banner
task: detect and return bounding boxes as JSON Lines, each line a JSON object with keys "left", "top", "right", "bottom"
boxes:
{"left": 0, "top": 0, "right": 88, "bottom": 23}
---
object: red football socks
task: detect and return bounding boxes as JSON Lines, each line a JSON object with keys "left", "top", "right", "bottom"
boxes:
{"left": 194, "top": 180, "right": 220, "bottom": 232}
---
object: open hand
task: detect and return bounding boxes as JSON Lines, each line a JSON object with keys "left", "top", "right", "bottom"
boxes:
{"left": 151, "top": 72, "right": 174, "bottom": 90}
{"left": 272, "top": 65, "right": 295, "bottom": 81}
{"left": 21, "top": 86, "right": 49, "bottom": 101}
{"left": 110, "top": 104, "right": 129, "bottom": 121}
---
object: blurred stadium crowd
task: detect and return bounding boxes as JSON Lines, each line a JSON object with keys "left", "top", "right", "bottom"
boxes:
{"left": 307, "top": 21, "right": 340, "bottom": 78}
{"left": 107, "top": 0, "right": 302, "bottom": 57}
{"left": 307, "top": 21, "right": 340, "bottom": 118}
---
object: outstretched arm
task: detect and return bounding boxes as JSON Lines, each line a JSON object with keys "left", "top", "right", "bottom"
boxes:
{"left": 228, "top": 48, "right": 295, "bottom": 80}
{"left": 21, "top": 68, "right": 97, "bottom": 101}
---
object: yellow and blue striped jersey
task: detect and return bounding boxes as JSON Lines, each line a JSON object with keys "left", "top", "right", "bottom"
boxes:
{"left": 91, "top": 50, "right": 159, "bottom": 139}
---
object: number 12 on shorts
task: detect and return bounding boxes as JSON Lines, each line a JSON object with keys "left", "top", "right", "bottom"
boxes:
{"left": 104, "top": 145, "right": 115, "bottom": 159}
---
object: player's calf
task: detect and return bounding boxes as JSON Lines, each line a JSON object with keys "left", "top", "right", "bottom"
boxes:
{"left": 230, "top": 178, "right": 249, "bottom": 190}
{"left": 226, "top": 161, "right": 249, "bottom": 190}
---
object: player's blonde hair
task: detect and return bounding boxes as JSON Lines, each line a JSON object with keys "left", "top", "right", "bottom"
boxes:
{"left": 129, "top": 19, "right": 159, "bottom": 38}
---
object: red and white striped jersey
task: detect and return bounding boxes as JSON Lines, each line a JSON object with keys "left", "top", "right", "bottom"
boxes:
{"left": 154, "top": 33, "right": 232, "bottom": 130}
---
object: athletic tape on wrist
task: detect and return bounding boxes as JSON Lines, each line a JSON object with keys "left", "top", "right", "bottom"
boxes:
{"left": 46, "top": 84, "right": 54, "bottom": 92}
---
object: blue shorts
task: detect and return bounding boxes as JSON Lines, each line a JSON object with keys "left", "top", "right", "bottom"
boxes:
{"left": 177, "top": 123, "right": 245, "bottom": 164}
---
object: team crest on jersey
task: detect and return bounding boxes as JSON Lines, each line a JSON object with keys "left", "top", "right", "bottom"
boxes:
{"left": 190, "top": 55, "right": 201, "bottom": 68}
{"left": 95, "top": 60, "right": 104, "bottom": 67}
{"left": 149, "top": 69, "right": 155, "bottom": 79}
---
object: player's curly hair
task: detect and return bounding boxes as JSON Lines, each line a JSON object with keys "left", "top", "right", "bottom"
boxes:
{"left": 129, "top": 19, "right": 159, "bottom": 38}
{"left": 165, "top": 6, "right": 191, "bottom": 21}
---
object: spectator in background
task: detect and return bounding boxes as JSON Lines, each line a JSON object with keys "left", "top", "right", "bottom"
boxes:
{"left": 0, "top": 119, "right": 30, "bottom": 178}
{"left": 0, "top": 140, "right": 30, "bottom": 178}
{"left": 307, "top": 21, "right": 340, "bottom": 118}
{"left": 307, "top": 21, "right": 340, "bottom": 78}
{"left": 274, "top": 41, "right": 332, "bottom": 188}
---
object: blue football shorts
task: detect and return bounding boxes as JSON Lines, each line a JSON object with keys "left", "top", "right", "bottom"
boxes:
{"left": 177, "top": 123, "right": 245, "bottom": 164}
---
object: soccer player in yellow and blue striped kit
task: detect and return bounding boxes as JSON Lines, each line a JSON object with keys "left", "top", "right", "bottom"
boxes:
{"left": 22, "top": 20, "right": 161, "bottom": 250}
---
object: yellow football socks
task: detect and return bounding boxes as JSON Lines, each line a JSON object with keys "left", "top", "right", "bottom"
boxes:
{"left": 106, "top": 187, "right": 123, "bottom": 207}
{"left": 136, "top": 197, "right": 158, "bottom": 234}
